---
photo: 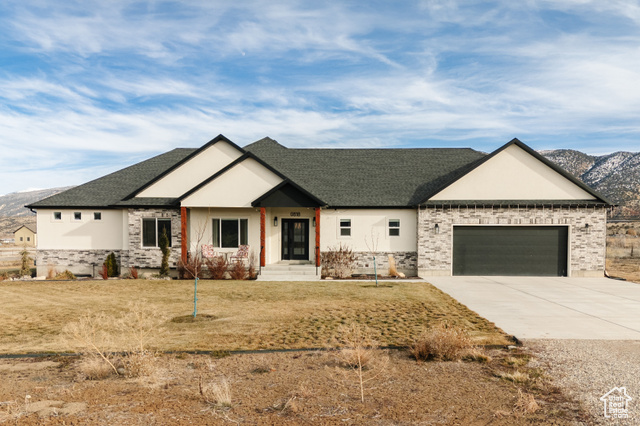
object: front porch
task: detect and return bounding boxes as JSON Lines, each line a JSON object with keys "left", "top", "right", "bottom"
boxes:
{"left": 180, "top": 206, "right": 322, "bottom": 280}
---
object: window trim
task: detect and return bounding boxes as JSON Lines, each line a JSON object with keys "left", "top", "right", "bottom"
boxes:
{"left": 212, "top": 218, "right": 249, "bottom": 248}
{"left": 141, "top": 218, "right": 172, "bottom": 248}
{"left": 339, "top": 218, "right": 352, "bottom": 237}
{"left": 388, "top": 219, "right": 400, "bottom": 237}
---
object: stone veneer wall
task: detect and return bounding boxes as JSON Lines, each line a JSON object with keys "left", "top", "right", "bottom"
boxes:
{"left": 320, "top": 250, "right": 418, "bottom": 276}
{"left": 36, "top": 249, "right": 123, "bottom": 277}
{"left": 126, "top": 208, "right": 182, "bottom": 269}
{"left": 417, "top": 205, "right": 607, "bottom": 277}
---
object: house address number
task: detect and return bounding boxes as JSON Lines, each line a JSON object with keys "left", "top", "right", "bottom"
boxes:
{"left": 290, "top": 212, "right": 301, "bottom": 217}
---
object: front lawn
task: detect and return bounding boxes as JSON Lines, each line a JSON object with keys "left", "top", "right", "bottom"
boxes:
{"left": 0, "top": 280, "right": 511, "bottom": 353}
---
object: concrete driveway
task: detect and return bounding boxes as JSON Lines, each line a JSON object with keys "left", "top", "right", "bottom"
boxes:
{"left": 427, "top": 276, "right": 640, "bottom": 339}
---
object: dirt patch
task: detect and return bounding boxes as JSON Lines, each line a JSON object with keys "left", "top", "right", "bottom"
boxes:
{"left": 0, "top": 361, "right": 60, "bottom": 372}
{"left": 0, "top": 349, "right": 585, "bottom": 424}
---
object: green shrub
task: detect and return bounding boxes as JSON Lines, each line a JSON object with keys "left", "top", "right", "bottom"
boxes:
{"left": 104, "top": 252, "right": 119, "bottom": 277}
{"left": 159, "top": 228, "right": 170, "bottom": 277}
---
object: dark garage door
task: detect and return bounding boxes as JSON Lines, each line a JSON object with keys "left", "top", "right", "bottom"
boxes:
{"left": 453, "top": 226, "right": 568, "bottom": 276}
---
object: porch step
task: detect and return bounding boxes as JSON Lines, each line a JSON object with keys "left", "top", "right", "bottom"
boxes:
{"left": 258, "top": 264, "right": 321, "bottom": 281}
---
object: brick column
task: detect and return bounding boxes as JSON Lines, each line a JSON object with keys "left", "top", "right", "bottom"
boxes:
{"left": 180, "top": 206, "right": 187, "bottom": 264}
{"left": 315, "top": 207, "right": 321, "bottom": 267}
{"left": 260, "top": 207, "right": 266, "bottom": 267}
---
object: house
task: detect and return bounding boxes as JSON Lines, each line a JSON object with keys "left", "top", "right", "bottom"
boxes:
{"left": 13, "top": 225, "right": 36, "bottom": 247}
{"left": 27, "top": 135, "right": 610, "bottom": 279}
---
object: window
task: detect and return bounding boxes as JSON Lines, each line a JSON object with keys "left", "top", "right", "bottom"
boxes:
{"left": 339, "top": 219, "right": 351, "bottom": 236}
{"left": 389, "top": 219, "right": 400, "bottom": 236}
{"left": 27, "top": 237, "right": 30, "bottom": 242}
{"left": 142, "top": 218, "right": 172, "bottom": 248}
{"left": 212, "top": 218, "right": 248, "bottom": 248}
{"left": 74, "top": 212, "right": 82, "bottom": 221}
{"left": 94, "top": 212, "right": 102, "bottom": 220}
{"left": 53, "top": 212, "right": 62, "bottom": 221}
{"left": 19, "top": 237, "right": 23, "bottom": 241}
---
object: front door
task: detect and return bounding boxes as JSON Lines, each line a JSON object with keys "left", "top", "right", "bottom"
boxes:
{"left": 281, "top": 219, "right": 309, "bottom": 260}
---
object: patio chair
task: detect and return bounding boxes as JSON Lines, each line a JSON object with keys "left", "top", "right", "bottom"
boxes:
{"left": 230, "top": 244, "right": 249, "bottom": 263}
{"left": 201, "top": 244, "right": 216, "bottom": 259}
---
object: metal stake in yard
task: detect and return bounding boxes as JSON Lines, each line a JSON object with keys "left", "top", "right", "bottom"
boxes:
{"left": 193, "top": 277, "right": 198, "bottom": 318}
{"left": 374, "top": 255, "right": 378, "bottom": 287}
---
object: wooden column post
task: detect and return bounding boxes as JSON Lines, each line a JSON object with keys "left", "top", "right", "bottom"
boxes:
{"left": 315, "top": 207, "right": 321, "bottom": 267}
{"left": 180, "top": 206, "right": 188, "bottom": 264}
{"left": 260, "top": 207, "right": 266, "bottom": 267}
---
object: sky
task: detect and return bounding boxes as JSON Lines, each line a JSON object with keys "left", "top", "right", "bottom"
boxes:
{"left": 1, "top": 0, "right": 640, "bottom": 195}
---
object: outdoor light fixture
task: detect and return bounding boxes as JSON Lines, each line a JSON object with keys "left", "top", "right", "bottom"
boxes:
{"left": 313, "top": 217, "right": 316, "bottom": 227}
{"left": 435, "top": 224, "right": 440, "bottom": 234}
{"left": 274, "top": 216, "right": 278, "bottom": 227}
{"left": 585, "top": 223, "right": 590, "bottom": 233}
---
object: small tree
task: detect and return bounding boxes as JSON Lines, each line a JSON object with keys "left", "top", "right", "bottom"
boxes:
{"left": 159, "top": 228, "right": 170, "bottom": 277}
{"left": 104, "top": 252, "right": 119, "bottom": 277}
{"left": 19, "top": 245, "right": 32, "bottom": 277}
{"left": 364, "top": 229, "right": 380, "bottom": 287}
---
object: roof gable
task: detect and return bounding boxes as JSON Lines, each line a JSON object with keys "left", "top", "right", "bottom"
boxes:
{"left": 180, "top": 155, "right": 284, "bottom": 208}
{"left": 252, "top": 181, "right": 324, "bottom": 208}
{"left": 27, "top": 148, "right": 196, "bottom": 209}
{"left": 133, "top": 134, "right": 244, "bottom": 198}
{"left": 428, "top": 139, "right": 609, "bottom": 203}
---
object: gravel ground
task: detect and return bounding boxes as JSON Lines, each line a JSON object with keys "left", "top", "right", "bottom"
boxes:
{"left": 526, "top": 339, "right": 640, "bottom": 425}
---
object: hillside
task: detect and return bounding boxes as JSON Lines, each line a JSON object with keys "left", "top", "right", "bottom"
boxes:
{"left": 540, "top": 150, "right": 640, "bottom": 218}
{"left": 0, "top": 187, "right": 73, "bottom": 238}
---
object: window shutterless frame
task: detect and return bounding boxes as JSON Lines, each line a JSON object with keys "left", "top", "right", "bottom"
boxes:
{"left": 212, "top": 218, "right": 248, "bottom": 248}
{"left": 339, "top": 219, "right": 351, "bottom": 237}
{"left": 388, "top": 219, "right": 400, "bottom": 236}
{"left": 142, "top": 218, "right": 172, "bottom": 248}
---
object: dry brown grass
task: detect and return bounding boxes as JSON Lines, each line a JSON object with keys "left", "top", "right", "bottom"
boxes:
{"left": 514, "top": 388, "right": 540, "bottom": 416}
{"left": 199, "top": 376, "right": 232, "bottom": 409}
{"left": 333, "top": 323, "right": 389, "bottom": 402}
{"left": 0, "top": 280, "right": 510, "bottom": 354}
{"left": 77, "top": 355, "right": 115, "bottom": 380}
{"left": 410, "top": 322, "right": 474, "bottom": 361}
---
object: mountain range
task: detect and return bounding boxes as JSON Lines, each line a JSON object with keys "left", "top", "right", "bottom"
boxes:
{"left": 540, "top": 150, "right": 640, "bottom": 218}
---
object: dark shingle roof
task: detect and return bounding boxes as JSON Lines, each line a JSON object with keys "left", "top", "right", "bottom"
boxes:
{"left": 27, "top": 149, "right": 196, "bottom": 208}
{"left": 243, "top": 138, "right": 486, "bottom": 207}
{"left": 27, "top": 136, "right": 610, "bottom": 210}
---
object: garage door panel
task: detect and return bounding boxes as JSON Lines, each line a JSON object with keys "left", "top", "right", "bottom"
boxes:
{"left": 453, "top": 226, "right": 568, "bottom": 276}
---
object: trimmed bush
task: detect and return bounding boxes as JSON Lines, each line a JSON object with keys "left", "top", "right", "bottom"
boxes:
{"left": 104, "top": 252, "right": 119, "bottom": 277}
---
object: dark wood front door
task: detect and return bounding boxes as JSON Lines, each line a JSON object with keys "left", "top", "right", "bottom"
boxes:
{"left": 282, "top": 219, "right": 309, "bottom": 260}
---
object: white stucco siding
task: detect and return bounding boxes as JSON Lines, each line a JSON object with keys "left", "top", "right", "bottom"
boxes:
{"left": 320, "top": 209, "right": 417, "bottom": 252}
{"left": 188, "top": 208, "right": 261, "bottom": 259}
{"left": 37, "top": 209, "right": 126, "bottom": 250}
{"left": 137, "top": 141, "right": 243, "bottom": 198}
{"left": 181, "top": 158, "right": 284, "bottom": 208}
{"left": 431, "top": 144, "right": 596, "bottom": 201}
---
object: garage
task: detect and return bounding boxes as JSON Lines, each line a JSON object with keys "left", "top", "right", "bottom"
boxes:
{"left": 452, "top": 226, "right": 568, "bottom": 276}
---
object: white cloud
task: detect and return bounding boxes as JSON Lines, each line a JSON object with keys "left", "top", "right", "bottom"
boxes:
{"left": 1, "top": 0, "right": 640, "bottom": 194}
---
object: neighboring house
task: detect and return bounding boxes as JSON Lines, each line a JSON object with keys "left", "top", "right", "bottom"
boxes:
{"left": 13, "top": 225, "right": 36, "bottom": 247}
{"left": 27, "top": 135, "right": 611, "bottom": 278}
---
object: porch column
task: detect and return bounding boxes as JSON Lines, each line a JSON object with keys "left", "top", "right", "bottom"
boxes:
{"left": 315, "top": 207, "right": 321, "bottom": 267}
{"left": 180, "top": 207, "right": 188, "bottom": 264}
{"left": 260, "top": 207, "right": 266, "bottom": 267}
